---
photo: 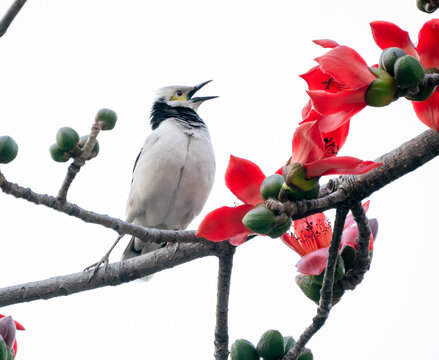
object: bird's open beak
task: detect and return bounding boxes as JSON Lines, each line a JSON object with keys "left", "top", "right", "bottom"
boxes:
{"left": 188, "top": 80, "right": 218, "bottom": 103}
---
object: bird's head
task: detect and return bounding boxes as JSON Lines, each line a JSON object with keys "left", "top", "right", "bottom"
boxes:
{"left": 154, "top": 80, "right": 217, "bottom": 112}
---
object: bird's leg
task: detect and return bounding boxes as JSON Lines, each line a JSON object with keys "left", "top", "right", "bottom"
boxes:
{"left": 84, "top": 234, "right": 125, "bottom": 280}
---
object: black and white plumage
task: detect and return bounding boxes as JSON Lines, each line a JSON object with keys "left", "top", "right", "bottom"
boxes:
{"left": 121, "top": 81, "right": 216, "bottom": 260}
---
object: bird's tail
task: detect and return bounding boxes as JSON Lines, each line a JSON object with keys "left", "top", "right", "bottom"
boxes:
{"left": 121, "top": 236, "right": 167, "bottom": 260}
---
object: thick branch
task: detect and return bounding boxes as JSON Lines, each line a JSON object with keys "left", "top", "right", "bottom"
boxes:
{"left": 285, "top": 207, "right": 349, "bottom": 360}
{"left": 268, "top": 129, "right": 439, "bottom": 219}
{"left": 0, "top": 241, "right": 232, "bottom": 307}
{"left": 0, "top": 0, "right": 27, "bottom": 37}
{"left": 214, "top": 246, "right": 235, "bottom": 360}
{"left": 339, "top": 202, "right": 372, "bottom": 290}
{"left": 0, "top": 171, "right": 211, "bottom": 246}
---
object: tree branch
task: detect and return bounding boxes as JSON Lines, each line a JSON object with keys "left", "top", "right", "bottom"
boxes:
{"left": 214, "top": 245, "right": 235, "bottom": 360}
{"left": 284, "top": 207, "right": 349, "bottom": 360}
{"left": 0, "top": 241, "right": 232, "bottom": 307}
{"left": 268, "top": 128, "right": 439, "bottom": 219}
{"left": 0, "top": 0, "right": 27, "bottom": 37}
{"left": 0, "top": 170, "right": 212, "bottom": 246}
{"left": 339, "top": 202, "right": 372, "bottom": 290}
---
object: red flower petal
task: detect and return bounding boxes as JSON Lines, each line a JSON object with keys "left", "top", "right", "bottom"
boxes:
{"left": 304, "top": 156, "right": 382, "bottom": 178}
{"left": 370, "top": 21, "right": 419, "bottom": 58}
{"left": 292, "top": 121, "right": 325, "bottom": 165}
{"left": 296, "top": 247, "right": 329, "bottom": 275}
{"left": 225, "top": 155, "right": 265, "bottom": 205}
{"left": 340, "top": 222, "right": 374, "bottom": 252}
{"left": 412, "top": 91, "right": 439, "bottom": 131}
{"left": 306, "top": 88, "right": 367, "bottom": 119}
{"left": 313, "top": 39, "right": 339, "bottom": 49}
{"left": 417, "top": 19, "right": 439, "bottom": 70}
{"left": 196, "top": 204, "right": 254, "bottom": 242}
{"left": 229, "top": 233, "right": 249, "bottom": 246}
{"left": 300, "top": 66, "right": 342, "bottom": 93}
{"left": 315, "top": 46, "right": 376, "bottom": 89}
{"left": 301, "top": 104, "right": 353, "bottom": 135}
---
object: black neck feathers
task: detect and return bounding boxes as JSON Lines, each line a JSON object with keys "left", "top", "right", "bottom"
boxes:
{"left": 150, "top": 101, "right": 206, "bottom": 130}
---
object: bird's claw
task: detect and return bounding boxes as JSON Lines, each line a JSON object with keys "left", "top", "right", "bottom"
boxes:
{"left": 84, "top": 255, "right": 110, "bottom": 281}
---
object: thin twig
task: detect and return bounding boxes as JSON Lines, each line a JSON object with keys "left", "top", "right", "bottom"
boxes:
{"left": 56, "top": 121, "right": 102, "bottom": 202}
{"left": 0, "top": 241, "right": 232, "bottom": 307}
{"left": 0, "top": 0, "right": 27, "bottom": 37}
{"left": 284, "top": 207, "right": 349, "bottom": 360}
{"left": 214, "top": 245, "right": 235, "bottom": 360}
{"left": 339, "top": 202, "right": 372, "bottom": 290}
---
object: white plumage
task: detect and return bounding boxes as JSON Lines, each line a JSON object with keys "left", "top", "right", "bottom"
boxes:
{"left": 122, "top": 81, "right": 216, "bottom": 259}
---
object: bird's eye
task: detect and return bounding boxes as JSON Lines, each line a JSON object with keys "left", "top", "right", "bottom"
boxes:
{"left": 176, "top": 91, "right": 183, "bottom": 97}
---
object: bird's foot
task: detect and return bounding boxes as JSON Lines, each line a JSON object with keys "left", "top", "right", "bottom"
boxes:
{"left": 84, "top": 254, "right": 110, "bottom": 281}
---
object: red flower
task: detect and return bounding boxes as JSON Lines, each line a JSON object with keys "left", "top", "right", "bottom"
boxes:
{"left": 370, "top": 20, "right": 439, "bottom": 131}
{"left": 301, "top": 40, "right": 377, "bottom": 133}
{"left": 197, "top": 155, "right": 267, "bottom": 245}
{"left": 281, "top": 202, "right": 376, "bottom": 275}
{"left": 0, "top": 314, "right": 25, "bottom": 356}
{"left": 290, "top": 120, "right": 381, "bottom": 178}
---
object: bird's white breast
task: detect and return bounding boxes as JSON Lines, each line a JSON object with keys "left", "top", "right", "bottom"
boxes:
{"left": 126, "top": 119, "right": 215, "bottom": 230}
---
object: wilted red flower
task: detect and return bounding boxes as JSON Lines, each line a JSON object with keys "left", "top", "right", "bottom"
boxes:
{"left": 0, "top": 314, "right": 25, "bottom": 356}
{"left": 301, "top": 40, "right": 377, "bottom": 133}
{"left": 370, "top": 19, "right": 439, "bottom": 131}
{"left": 281, "top": 201, "right": 377, "bottom": 275}
{"left": 289, "top": 121, "right": 381, "bottom": 178}
{"left": 197, "top": 155, "right": 267, "bottom": 245}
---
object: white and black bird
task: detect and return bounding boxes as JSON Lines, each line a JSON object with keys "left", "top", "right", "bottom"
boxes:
{"left": 121, "top": 80, "right": 216, "bottom": 260}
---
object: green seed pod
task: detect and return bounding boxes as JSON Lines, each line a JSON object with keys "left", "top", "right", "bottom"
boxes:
{"left": 379, "top": 47, "right": 406, "bottom": 76}
{"left": 230, "top": 339, "right": 260, "bottom": 360}
{"left": 298, "top": 350, "right": 314, "bottom": 360}
{"left": 266, "top": 214, "right": 292, "bottom": 239}
{"left": 96, "top": 108, "right": 118, "bottom": 131}
{"left": 78, "top": 135, "right": 100, "bottom": 159}
{"left": 394, "top": 55, "right": 425, "bottom": 89}
{"left": 0, "top": 136, "right": 18, "bottom": 164}
{"left": 256, "top": 330, "right": 284, "bottom": 360}
{"left": 406, "top": 68, "right": 438, "bottom": 102}
{"left": 416, "top": 0, "right": 437, "bottom": 13}
{"left": 295, "top": 274, "right": 322, "bottom": 304}
{"left": 56, "top": 127, "right": 80, "bottom": 151}
{"left": 260, "top": 174, "right": 284, "bottom": 201}
{"left": 279, "top": 182, "right": 320, "bottom": 202}
{"left": 242, "top": 206, "right": 275, "bottom": 235}
{"left": 364, "top": 67, "right": 397, "bottom": 107}
{"left": 283, "top": 336, "right": 296, "bottom": 355}
{"left": 49, "top": 143, "right": 71, "bottom": 162}
{"left": 311, "top": 257, "right": 346, "bottom": 285}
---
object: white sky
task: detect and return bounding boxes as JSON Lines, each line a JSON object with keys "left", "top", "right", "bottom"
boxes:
{"left": 0, "top": 1, "right": 437, "bottom": 359}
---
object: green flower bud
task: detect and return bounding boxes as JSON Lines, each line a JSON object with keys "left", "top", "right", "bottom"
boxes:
{"left": 49, "top": 143, "right": 71, "bottom": 162}
{"left": 242, "top": 206, "right": 275, "bottom": 235}
{"left": 266, "top": 213, "right": 292, "bottom": 239}
{"left": 340, "top": 245, "right": 357, "bottom": 273}
{"left": 283, "top": 336, "right": 296, "bottom": 356}
{"left": 0, "top": 136, "right": 18, "bottom": 164}
{"left": 0, "top": 340, "right": 14, "bottom": 360}
{"left": 56, "top": 127, "right": 80, "bottom": 151}
{"left": 311, "top": 257, "right": 346, "bottom": 285}
{"left": 298, "top": 350, "right": 314, "bottom": 360}
{"left": 260, "top": 174, "right": 284, "bottom": 201}
{"left": 364, "top": 67, "right": 397, "bottom": 107}
{"left": 280, "top": 163, "right": 320, "bottom": 201}
{"left": 416, "top": 0, "right": 437, "bottom": 13}
{"left": 78, "top": 135, "right": 100, "bottom": 159}
{"left": 379, "top": 47, "right": 406, "bottom": 76}
{"left": 296, "top": 274, "right": 322, "bottom": 304}
{"left": 256, "top": 330, "right": 284, "bottom": 360}
{"left": 96, "top": 108, "right": 117, "bottom": 131}
{"left": 230, "top": 339, "right": 260, "bottom": 360}
{"left": 394, "top": 55, "right": 425, "bottom": 89}
{"left": 406, "top": 68, "right": 438, "bottom": 102}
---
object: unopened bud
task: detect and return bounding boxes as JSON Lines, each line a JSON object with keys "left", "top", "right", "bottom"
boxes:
{"left": 280, "top": 163, "right": 319, "bottom": 201}
{"left": 365, "top": 67, "right": 397, "bottom": 107}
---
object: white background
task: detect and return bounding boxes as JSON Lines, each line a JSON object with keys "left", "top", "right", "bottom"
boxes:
{"left": 0, "top": 1, "right": 437, "bottom": 359}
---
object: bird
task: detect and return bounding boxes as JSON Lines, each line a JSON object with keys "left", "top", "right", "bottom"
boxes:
{"left": 121, "top": 80, "right": 217, "bottom": 260}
